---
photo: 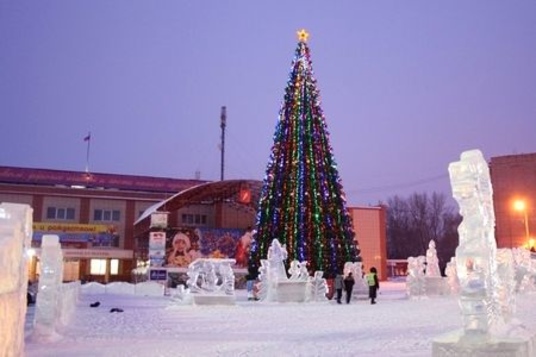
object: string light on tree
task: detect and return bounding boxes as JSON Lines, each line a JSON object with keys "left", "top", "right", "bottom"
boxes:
{"left": 249, "top": 30, "right": 361, "bottom": 279}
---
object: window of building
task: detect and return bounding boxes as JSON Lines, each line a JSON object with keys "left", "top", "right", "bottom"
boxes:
{"left": 181, "top": 213, "right": 207, "bottom": 225}
{"left": 89, "top": 259, "right": 119, "bottom": 275}
{"left": 93, "top": 209, "right": 121, "bottom": 222}
{"left": 46, "top": 207, "right": 75, "bottom": 220}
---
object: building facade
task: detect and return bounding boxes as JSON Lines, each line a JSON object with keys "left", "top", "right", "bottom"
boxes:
{"left": 349, "top": 206, "right": 388, "bottom": 281}
{"left": 490, "top": 152, "right": 536, "bottom": 250}
{"left": 0, "top": 166, "right": 209, "bottom": 282}
{"left": 0, "top": 166, "right": 387, "bottom": 283}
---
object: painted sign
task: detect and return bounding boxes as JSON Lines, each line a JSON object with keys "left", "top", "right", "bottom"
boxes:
{"left": 164, "top": 227, "right": 251, "bottom": 268}
{"left": 32, "top": 222, "right": 119, "bottom": 247}
{"left": 149, "top": 269, "right": 167, "bottom": 281}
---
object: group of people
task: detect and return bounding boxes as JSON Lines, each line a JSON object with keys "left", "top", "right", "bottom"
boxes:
{"left": 334, "top": 267, "right": 380, "bottom": 305}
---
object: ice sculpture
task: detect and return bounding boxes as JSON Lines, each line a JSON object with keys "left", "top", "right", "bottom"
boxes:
{"left": 406, "top": 256, "right": 426, "bottom": 298}
{"left": 306, "top": 271, "right": 328, "bottom": 302}
{"left": 256, "top": 259, "right": 270, "bottom": 301}
{"left": 512, "top": 248, "right": 533, "bottom": 293}
{"left": 288, "top": 260, "right": 309, "bottom": 281}
{"left": 267, "top": 239, "right": 289, "bottom": 282}
{"left": 426, "top": 240, "right": 441, "bottom": 277}
{"left": 185, "top": 258, "right": 236, "bottom": 305}
{"left": 34, "top": 234, "right": 64, "bottom": 341}
{"left": 449, "top": 150, "right": 498, "bottom": 339}
{"left": 343, "top": 261, "right": 367, "bottom": 297}
{"left": 424, "top": 240, "right": 448, "bottom": 295}
{"left": 445, "top": 257, "right": 460, "bottom": 294}
{"left": 257, "top": 239, "right": 308, "bottom": 302}
{"left": 0, "top": 203, "right": 33, "bottom": 356}
{"left": 495, "top": 249, "right": 515, "bottom": 324}
{"left": 433, "top": 149, "right": 536, "bottom": 357}
{"left": 170, "top": 285, "right": 193, "bottom": 305}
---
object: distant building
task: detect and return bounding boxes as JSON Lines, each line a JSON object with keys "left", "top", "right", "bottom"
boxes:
{"left": 0, "top": 166, "right": 387, "bottom": 283}
{"left": 349, "top": 206, "right": 387, "bottom": 281}
{"left": 0, "top": 166, "right": 214, "bottom": 282}
{"left": 490, "top": 152, "right": 536, "bottom": 249}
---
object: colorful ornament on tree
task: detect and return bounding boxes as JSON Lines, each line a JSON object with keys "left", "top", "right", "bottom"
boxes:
{"left": 249, "top": 30, "right": 361, "bottom": 279}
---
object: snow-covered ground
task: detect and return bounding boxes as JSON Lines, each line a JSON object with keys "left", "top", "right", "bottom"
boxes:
{"left": 24, "top": 281, "right": 536, "bottom": 357}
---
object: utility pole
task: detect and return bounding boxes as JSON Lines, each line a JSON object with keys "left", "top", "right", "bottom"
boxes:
{"left": 220, "top": 106, "right": 226, "bottom": 181}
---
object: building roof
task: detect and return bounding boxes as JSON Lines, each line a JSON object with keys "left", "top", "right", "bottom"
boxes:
{"left": 133, "top": 179, "right": 263, "bottom": 235}
{"left": 0, "top": 166, "right": 207, "bottom": 194}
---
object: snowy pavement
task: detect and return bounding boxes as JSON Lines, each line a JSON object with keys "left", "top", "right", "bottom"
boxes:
{"left": 23, "top": 282, "right": 536, "bottom": 357}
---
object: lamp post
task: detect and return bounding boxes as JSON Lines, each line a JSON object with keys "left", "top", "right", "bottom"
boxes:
{"left": 514, "top": 200, "right": 530, "bottom": 246}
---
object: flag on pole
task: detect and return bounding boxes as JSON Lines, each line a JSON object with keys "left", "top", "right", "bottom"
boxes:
{"left": 84, "top": 132, "right": 91, "bottom": 173}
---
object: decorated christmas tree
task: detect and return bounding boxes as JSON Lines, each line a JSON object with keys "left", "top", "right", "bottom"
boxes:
{"left": 249, "top": 30, "right": 361, "bottom": 279}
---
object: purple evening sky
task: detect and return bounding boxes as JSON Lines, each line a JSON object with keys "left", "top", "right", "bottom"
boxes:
{"left": 1, "top": 1, "right": 535, "bottom": 207}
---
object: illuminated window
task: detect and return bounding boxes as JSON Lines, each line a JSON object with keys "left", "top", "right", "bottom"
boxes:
{"left": 90, "top": 259, "right": 119, "bottom": 275}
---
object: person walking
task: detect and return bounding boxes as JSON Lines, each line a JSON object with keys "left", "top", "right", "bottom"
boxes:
{"left": 366, "top": 267, "right": 380, "bottom": 304}
{"left": 334, "top": 273, "right": 344, "bottom": 304}
{"left": 246, "top": 265, "right": 259, "bottom": 301}
{"left": 343, "top": 272, "right": 355, "bottom": 304}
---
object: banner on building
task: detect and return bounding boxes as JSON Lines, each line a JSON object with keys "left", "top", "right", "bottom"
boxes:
{"left": 149, "top": 231, "right": 167, "bottom": 267}
{"left": 163, "top": 227, "right": 253, "bottom": 269}
{"left": 32, "top": 222, "right": 119, "bottom": 248}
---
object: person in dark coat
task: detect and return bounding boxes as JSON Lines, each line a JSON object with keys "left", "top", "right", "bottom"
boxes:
{"left": 246, "top": 265, "right": 259, "bottom": 301}
{"left": 334, "top": 273, "right": 344, "bottom": 304}
{"left": 343, "top": 272, "right": 355, "bottom": 304}
{"left": 366, "top": 267, "right": 380, "bottom": 304}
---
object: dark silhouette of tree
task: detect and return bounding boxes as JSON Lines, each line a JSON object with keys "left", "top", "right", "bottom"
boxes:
{"left": 386, "top": 192, "right": 460, "bottom": 273}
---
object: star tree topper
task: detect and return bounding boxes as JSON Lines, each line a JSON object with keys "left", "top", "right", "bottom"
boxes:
{"left": 297, "top": 29, "right": 309, "bottom": 43}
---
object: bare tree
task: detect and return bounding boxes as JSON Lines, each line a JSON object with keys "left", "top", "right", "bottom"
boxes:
{"left": 386, "top": 192, "right": 460, "bottom": 273}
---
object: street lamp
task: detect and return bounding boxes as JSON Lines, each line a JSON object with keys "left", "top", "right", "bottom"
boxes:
{"left": 514, "top": 200, "right": 530, "bottom": 245}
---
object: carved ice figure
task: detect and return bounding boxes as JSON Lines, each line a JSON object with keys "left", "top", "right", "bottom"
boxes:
{"left": 0, "top": 203, "right": 33, "bottom": 355}
{"left": 299, "top": 261, "right": 309, "bottom": 280}
{"left": 426, "top": 240, "right": 441, "bottom": 277}
{"left": 218, "top": 260, "right": 235, "bottom": 295}
{"left": 288, "top": 260, "right": 301, "bottom": 280}
{"left": 512, "top": 247, "right": 532, "bottom": 293}
{"left": 258, "top": 240, "right": 313, "bottom": 302}
{"left": 343, "top": 261, "right": 355, "bottom": 278}
{"left": 495, "top": 249, "right": 515, "bottom": 324}
{"left": 185, "top": 258, "right": 236, "bottom": 295}
{"left": 34, "top": 235, "right": 64, "bottom": 340}
{"left": 186, "top": 259, "right": 203, "bottom": 293}
{"left": 256, "top": 259, "right": 270, "bottom": 301}
{"left": 288, "top": 260, "right": 309, "bottom": 281}
{"left": 445, "top": 257, "right": 460, "bottom": 295}
{"left": 344, "top": 261, "right": 367, "bottom": 295}
{"left": 448, "top": 149, "right": 499, "bottom": 340}
{"left": 261, "top": 239, "right": 290, "bottom": 302}
{"left": 343, "top": 261, "right": 363, "bottom": 279}
{"left": 406, "top": 256, "right": 426, "bottom": 298}
{"left": 202, "top": 260, "right": 219, "bottom": 291}
{"left": 170, "top": 285, "right": 193, "bottom": 305}
{"left": 267, "top": 238, "right": 288, "bottom": 282}
{"left": 433, "top": 150, "right": 535, "bottom": 356}
{"left": 306, "top": 271, "right": 328, "bottom": 302}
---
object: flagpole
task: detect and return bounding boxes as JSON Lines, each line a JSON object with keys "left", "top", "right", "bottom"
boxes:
{"left": 85, "top": 132, "right": 91, "bottom": 173}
